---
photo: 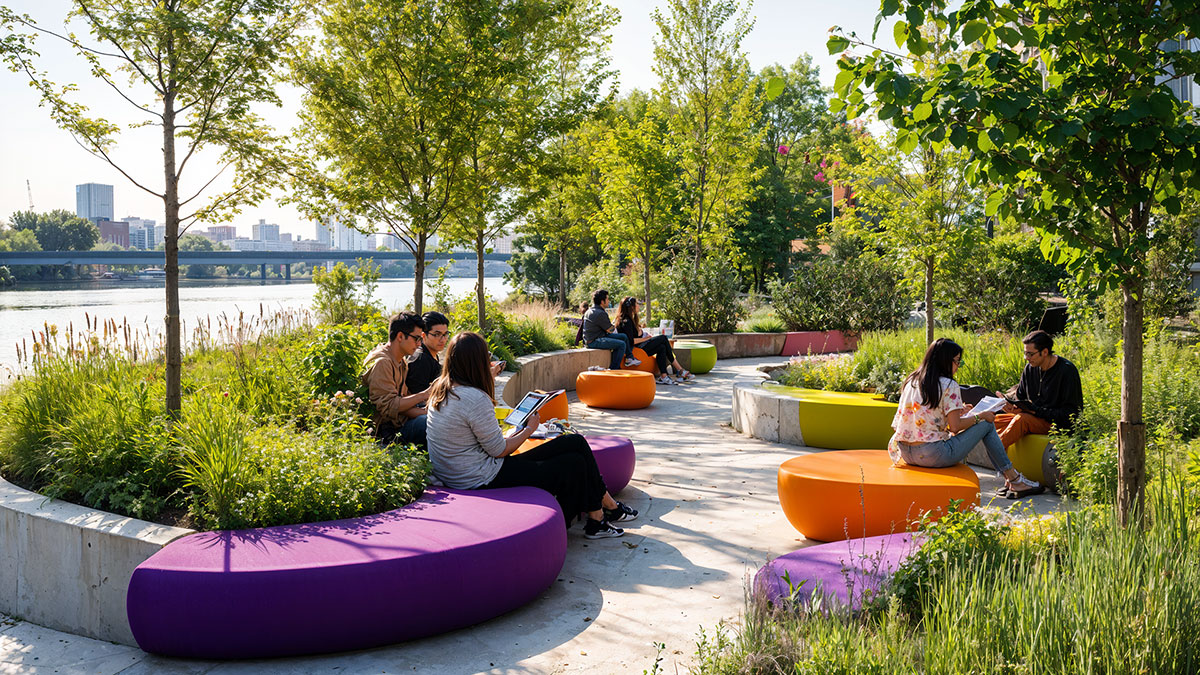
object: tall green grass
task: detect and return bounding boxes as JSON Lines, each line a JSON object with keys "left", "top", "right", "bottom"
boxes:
{"left": 691, "top": 481, "right": 1200, "bottom": 674}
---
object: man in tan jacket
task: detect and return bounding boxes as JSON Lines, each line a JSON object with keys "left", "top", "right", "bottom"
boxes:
{"left": 363, "top": 311, "right": 429, "bottom": 446}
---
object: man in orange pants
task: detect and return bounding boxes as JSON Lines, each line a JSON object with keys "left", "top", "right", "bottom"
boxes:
{"left": 994, "top": 330, "right": 1083, "bottom": 447}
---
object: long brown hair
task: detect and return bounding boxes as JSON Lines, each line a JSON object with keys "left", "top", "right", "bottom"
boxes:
{"left": 617, "top": 296, "right": 641, "bottom": 330}
{"left": 427, "top": 332, "right": 494, "bottom": 411}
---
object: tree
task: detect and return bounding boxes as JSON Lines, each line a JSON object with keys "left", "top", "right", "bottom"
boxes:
{"left": 595, "top": 113, "right": 679, "bottom": 320}
{"left": 738, "top": 57, "right": 838, "bottom": 291}
{"left": 441, "top": 0, "right": 617, "bottom": 330}
{"left": 830, "top": 0, "right": 1200, "bottom": 524}
{"left": 291, "top": 0, "right": 510, "bottom": 315}
{"left": 177, "top": 233, "right": 221, "bottom": 278}
{"left": 10, "top": 209, "right": 98, "bottom": 251}
{"left": 652, "top": 0, "right": 763, "bottom": 266}
{"left": 0, "top": 223, "right": 41, "bottom": 282}
{"left": 2, "top": 1, "right": 303, "bottom": 417}
{"left": 831, "top": 131, "right": 978, "bottom": 345}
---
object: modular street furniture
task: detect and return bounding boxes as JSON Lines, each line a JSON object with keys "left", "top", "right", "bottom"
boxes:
{"left": 575, "top": 370, "right": 656, "bottom": 410}
{"left": 755, "top": 532, "right": 921, "bottom": 609}
{"left": 763, "top": 385, "right": 897, "bottom": 450}
{"left": 126, "top": 487, "right": 566, "bottom": 659}
{"left": 777, "top": 450, "right": 979, "bottom": 542}
{"left": 672, "top": 340, "right": 717, "bottom": 374}
{"left": 624, "top": 347, "right": 659, "bottom": 374}
{"left": 516, "top": 435, "right": 637, "bottom": 495}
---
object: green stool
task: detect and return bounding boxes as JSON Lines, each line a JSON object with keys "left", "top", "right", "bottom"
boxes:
{"left": 673, "top": 339, "right": 717, "bottom": 374}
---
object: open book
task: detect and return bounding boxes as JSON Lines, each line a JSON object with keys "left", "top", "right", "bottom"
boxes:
{"left": 968, "top": 396, "right": 1008, "bottom": 416}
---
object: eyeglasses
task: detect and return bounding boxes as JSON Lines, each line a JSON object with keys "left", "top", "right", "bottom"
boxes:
{"left": 427, "top": 331, "right": 450, "bottom": 339}
{"left": 1023, "top": 350, "right": 1041, "bottom": 358}
{"left": 404, "top": 331, "right": 424, "bottom": 342}
{"left": 952, "top": 356, "right": 963, "bottom": 366}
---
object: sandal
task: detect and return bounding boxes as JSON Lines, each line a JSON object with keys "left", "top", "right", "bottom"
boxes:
{"left": 1006, "top": 472, "right": 1045, "bottom": 499}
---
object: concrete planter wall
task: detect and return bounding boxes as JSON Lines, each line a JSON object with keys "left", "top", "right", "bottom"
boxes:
{"left": 779, "top": 330, "right": 858, "bottom": 356}
{"left": 0, "top": 477, "right": 193, "bottom": 645}
{"left": 678, "top": 330, "right": 856, "bottom": 359}
{"left": 498, "top": 348, "right": 608, "bottom": 407}
{"left": 731, "top": 376, "right": 805, "bottom": 445}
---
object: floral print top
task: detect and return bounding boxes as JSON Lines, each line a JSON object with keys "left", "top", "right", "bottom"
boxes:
{"left": 888, "top": 377, "right": 964, "bottom": 462}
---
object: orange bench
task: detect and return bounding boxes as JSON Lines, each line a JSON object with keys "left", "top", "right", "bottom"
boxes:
{"left": 575, "top": 370, "right": 655, "bottom": 409}
{"left": 777, "top": 450, "right": 979, "bottom": 542}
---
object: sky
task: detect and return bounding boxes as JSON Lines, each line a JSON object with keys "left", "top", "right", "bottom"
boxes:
{"left": 0, "top": 0, "right": 888, "bottom": 240}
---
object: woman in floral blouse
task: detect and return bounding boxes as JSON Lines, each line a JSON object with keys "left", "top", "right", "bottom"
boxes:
{"left": 889, "top": 338, "right": 1043, "bottom": 498}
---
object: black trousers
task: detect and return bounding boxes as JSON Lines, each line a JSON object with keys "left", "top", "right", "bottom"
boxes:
{"left": 640, "top": 334, "right": 675, "bottom": 373}
{"left": 483, "top": 434, "right": 608, "bottom": 526}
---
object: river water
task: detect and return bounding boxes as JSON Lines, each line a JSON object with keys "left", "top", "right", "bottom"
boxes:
{"left": 0, "top": 277, "right": 511, "bottom": 373}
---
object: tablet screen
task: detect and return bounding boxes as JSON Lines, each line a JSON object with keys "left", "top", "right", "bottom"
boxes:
{"left": 504, "top": 392, "right": 546, "bottom": 428}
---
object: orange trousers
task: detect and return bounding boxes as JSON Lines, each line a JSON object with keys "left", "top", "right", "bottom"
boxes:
{"left": 993, "top": 413, "right": 1052, "bottom": 448}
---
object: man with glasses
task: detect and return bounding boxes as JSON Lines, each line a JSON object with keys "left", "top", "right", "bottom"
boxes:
{"left": 406, "top": 311, "right": 451, "bottom": 396}
{"left": 993, "top": 329, "right": 1083, "bottom": 447}
{"left": 363, "top": 311, "right": 429, "bottom": 446}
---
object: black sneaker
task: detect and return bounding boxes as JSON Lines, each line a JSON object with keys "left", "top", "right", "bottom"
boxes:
{"left": 583, "top": 518, "right": 624, "bottom": 539}
{"left": 604, "top": 501, "right": 638, "bottom": 523}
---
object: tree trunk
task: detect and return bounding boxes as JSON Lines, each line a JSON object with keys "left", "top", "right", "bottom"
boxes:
{"left": 1117, "top": 274, "right": 1146, "bottom": 527}
{"left": 643, "top": 240, "right": 652, "bottom": 323}
{"left": 558, "top": 246, "right": 567, "bottom": 309}
{"left": 163, "top": 88, "right": 182, "bottom": 418}
{"left": 924, "top": 257, "right": 935, "bottom": 346}
{"left": 412, "top": 235, "right": 426, "bottom": 315}
{"left": 476, "top": 233, "right": 486, "bottom": 332}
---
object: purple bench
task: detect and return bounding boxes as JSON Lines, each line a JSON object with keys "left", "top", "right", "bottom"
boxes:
{"left": 755, "top": 533, "right": 920, "bottom": 609}
{"left": 127, "top": 487, "right": 566, "bottom": 659}
{"left": 586, "top": 435, "right": 637, "bottom": 495}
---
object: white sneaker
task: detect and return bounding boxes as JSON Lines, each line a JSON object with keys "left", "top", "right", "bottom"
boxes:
{"left": 624, "top": 357, "right": 642, "bottom": 367}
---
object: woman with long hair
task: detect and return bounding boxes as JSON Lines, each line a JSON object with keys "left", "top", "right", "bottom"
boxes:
{"left": 615, "top": 296, "right": 695, "bottom": 384}
{"left": 425, "top": 332, "right": 638, "bottom": 538}
{"left": 889, "top": 338, "right": 1043, "bottom": 498}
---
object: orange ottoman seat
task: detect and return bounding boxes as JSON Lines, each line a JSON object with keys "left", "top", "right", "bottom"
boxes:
{"left": 575, "top": 370, "right": 655, "bottom": 410}
{"left": 623, "top": 347, "right": 658, "bottom": 374}
{"left": 777, "top": 450, "right": 979, "bottom": 542}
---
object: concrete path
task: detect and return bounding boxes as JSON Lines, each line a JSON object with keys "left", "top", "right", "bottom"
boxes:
{"left": 1, "top": 356, "right": 1062, "bottom": 674}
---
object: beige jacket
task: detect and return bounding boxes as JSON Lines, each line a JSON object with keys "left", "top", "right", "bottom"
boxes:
{"left": 362, "top": 342, "right": 410, "bottom": 425}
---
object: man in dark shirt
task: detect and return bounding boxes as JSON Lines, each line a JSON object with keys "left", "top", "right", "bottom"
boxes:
{"left": 582, "top": 289, "right": 640, "bottom": 370}
{"left": 993, "top": 329, "right": 1083, "bottom": 447}
{"left": 405, "top": 311, "right": 449, "bottom": 396}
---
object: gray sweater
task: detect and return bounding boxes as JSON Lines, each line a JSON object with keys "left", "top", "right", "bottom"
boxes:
{"left": 426, "top": 385, "right": 507, "bottom": 489}
{"left": 581, "top": 305, "right": 613, "bottom": 344}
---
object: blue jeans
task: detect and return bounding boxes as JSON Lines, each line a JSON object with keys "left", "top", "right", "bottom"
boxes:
{"left": 898, "top": 419, "right": 1012, "bottom": 472}
{"left": 377, "top": 414, "right": 427, "bottom": 446}
{"left": 587, "top": 334, "right": 631, "bottom": 369}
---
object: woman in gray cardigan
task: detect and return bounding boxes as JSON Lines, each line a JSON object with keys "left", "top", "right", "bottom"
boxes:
{"left": 425, "top": 332, "right": 637, "bottom": 539}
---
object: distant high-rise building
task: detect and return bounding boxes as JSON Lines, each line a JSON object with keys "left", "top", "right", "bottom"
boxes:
{"left": 251, "top": 219, "right": 280, "bottom": 242}
{"left": 76, "top": 183, "right": 114, "bottom": 224}
{"left": 123, "top": 217, "right": 158, "bottom": 250}
{"left": 97, "top": 220, "right": 129, "bottom": 247}
{"left": 320, "top": 214, "right": 376, "bottom": 251}
{"left": 202, "top": 225, "right": 236, "bottom": 243}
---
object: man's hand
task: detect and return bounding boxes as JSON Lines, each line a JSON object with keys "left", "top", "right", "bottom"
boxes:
{"left": 1002, "top": 402, "right": 1018, "bottom": 414}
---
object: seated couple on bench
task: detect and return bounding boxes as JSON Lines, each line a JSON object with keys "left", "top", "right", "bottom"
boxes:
{"left": 581, "top": 288, "right": 695, "bottom": 385}
{"left": 888, "top": 331, "right": 1082, "bottom": 499}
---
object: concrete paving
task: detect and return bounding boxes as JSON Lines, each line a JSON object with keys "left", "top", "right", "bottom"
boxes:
{"left": 0, "top": 356, "right": 1063, "bottom": 675}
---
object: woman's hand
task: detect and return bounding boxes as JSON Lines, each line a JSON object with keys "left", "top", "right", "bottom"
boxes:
{"left": 975, "top": 410, "right": 996, "bottom": 423}
{"left": 490, "top": 360, "right": 505, "bottom": 377}
{"left": 524, "top": 411, "right": 541, "bottom": 431}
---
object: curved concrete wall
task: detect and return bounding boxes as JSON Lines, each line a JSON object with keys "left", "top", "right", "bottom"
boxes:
{"left": 731, "top": 376, "right": 805, "bottom": 446}
{"left": 498, "top": 348, "right": 609, "bottom": 407}
{"left": 0, "top": 477, "right": 193, "bottom": 645}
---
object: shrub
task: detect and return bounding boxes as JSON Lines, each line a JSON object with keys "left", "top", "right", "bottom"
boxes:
{"left": 311, "top": 259, "right": 382, "bottom": 325}
{"left": 937, "top": 231, "right": 1062, "bottom": 333}
{"left": 301, "top": 323, "right": 382, "bottom": 399}
{"left": 448, "top": 294, "right": 573, "bottom": 367}
{"left": 568, "top": 258, "right": 630, "bottom": 309}
{"left": 769, "top": 254, "right": 908, "bottom": 333}
{"left": 656, "top": 258, "right": 746, "bottom": 334}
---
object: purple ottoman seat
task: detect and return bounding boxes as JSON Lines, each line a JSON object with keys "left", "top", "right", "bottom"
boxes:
{"left": 127, "top": 487, "right": 566, "bottom": 659}
{"left": 755, "top": 533, "right": 920, "bottom": 609}
{"left": 586, "top": 435, "right": 637, "bottom": 495}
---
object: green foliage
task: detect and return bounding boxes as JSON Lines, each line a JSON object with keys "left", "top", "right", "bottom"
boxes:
{"left": 938, "top": 229, "right": 1063, "bottom": 334}
{"left": 693, "top": 481, "right": 1200, "bottom": 674}
{"left": 656, "top": 258, "right": 746, "bottom": 334}
{"left": 568, "top": 259, "right": 631, "bottom": 309}
{"left": 739, "top": 307, "right": 786, "bottom": 333}
{"left": 301, "top": 323, "right": 381, "bottom": 399}
{"left": 177, "top": 233, "right": 221, "bottom": 278}
{"left": 768, "top": 254, "right": 909, "bottom": 333}
{"left": 0, "top": 316, "right": 429, "bottom": 530}
{"left": 448, "top": 294, "right": 573, "bottom": 367}
{"left": 310, "top": 259, "right": 381, "bottom": 326}
{"left": 10, "top": 209, "right": 98, "bottom": 251}
{"left": 778, "top": 329, "right": 1026, "bottom": 401}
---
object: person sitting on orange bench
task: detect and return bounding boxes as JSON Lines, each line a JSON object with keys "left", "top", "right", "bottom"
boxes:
{"left": 615, "top": 296, "right": 694, "bottom": 384}
{"left": 993, "top": 329, "right": 1083, "bottom": 448}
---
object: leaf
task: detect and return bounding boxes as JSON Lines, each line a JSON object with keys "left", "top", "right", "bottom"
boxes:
{"left": 1161, "top": 196, "right": 1182, "bottom": 215}
{"left": 984, "top": 191, "right": 1004, "bottom": 216}
{"left": 896, "top": 129, "right": 919, "bottom": 154}
{"left": 827, "top": 36, "right": 851, "bottom": 54}
{"left": 961, "top": 20, "right": 987, "bottom": 45}
{"left": 949, "top": 124, "right": 968, "bottom": 147}
{"left": 894, "top": 21, "right": 909, "bottom": 49}
{"left": 977, "top": 129, "right": 995, "bottom": 152}
{"left": 765, "top": 76, "right": 786, "bottom": 101}
{"left": 892, "top": 74, "right": 912, "bottom": 99}
{"left": 913, "top": 101, "right": 933, "bottom": 121}
{"left": 834, "top": 69, "right": 855, "bottom": 97}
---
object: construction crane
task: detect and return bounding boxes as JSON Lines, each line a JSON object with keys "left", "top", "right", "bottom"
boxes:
{"left": 26, "top": 179, "right": 34, "bottom": 210}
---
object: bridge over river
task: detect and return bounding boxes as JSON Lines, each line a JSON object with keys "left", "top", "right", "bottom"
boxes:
{"left": 0, "top": 250, "right": 513, "bottom": 280}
